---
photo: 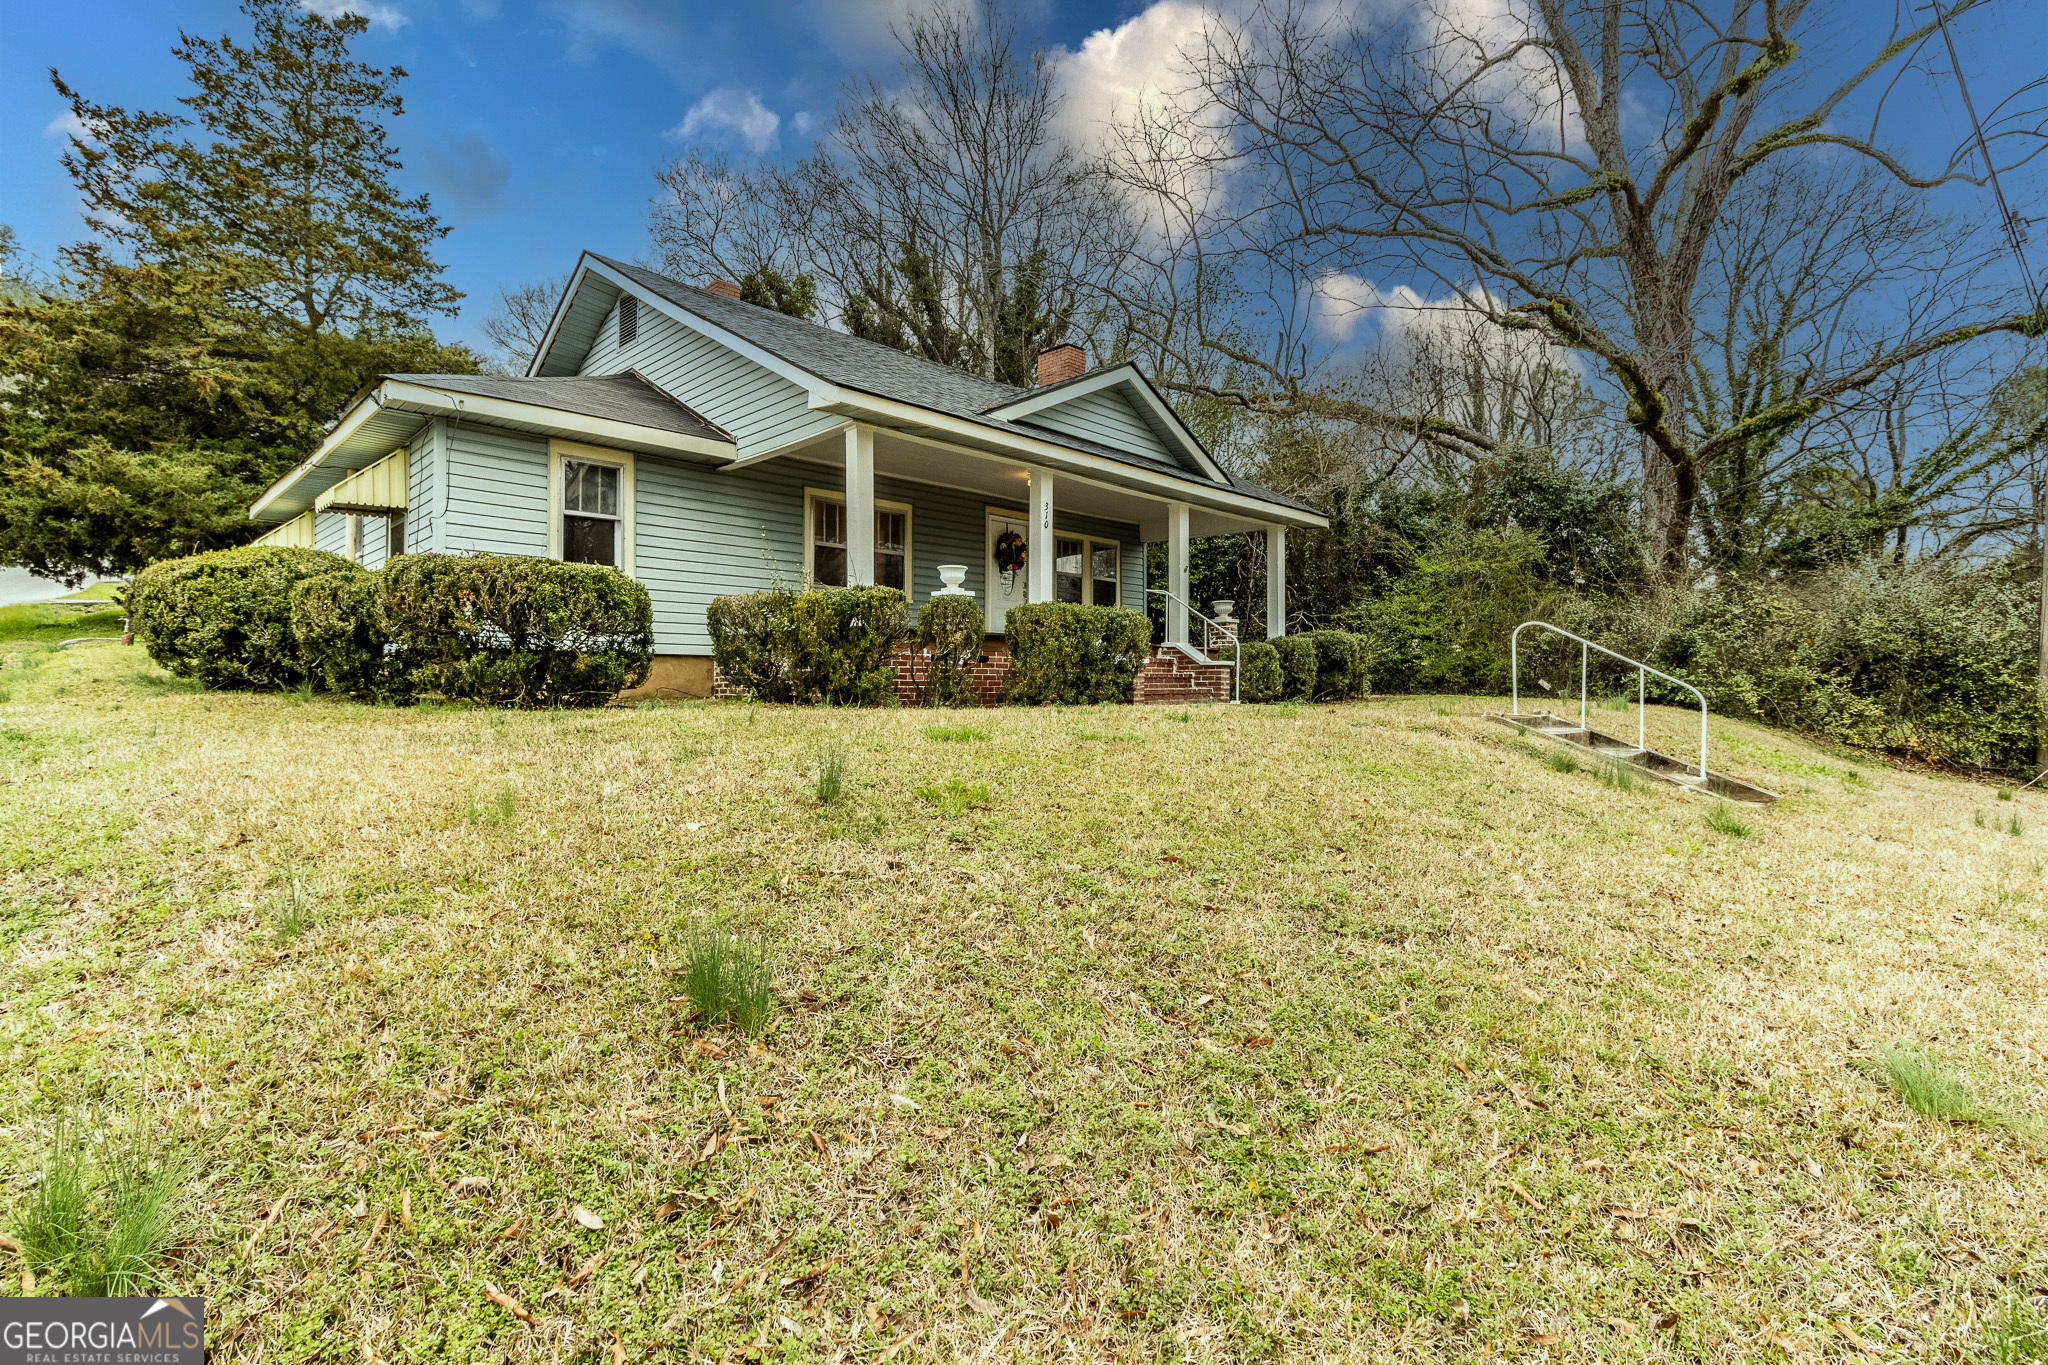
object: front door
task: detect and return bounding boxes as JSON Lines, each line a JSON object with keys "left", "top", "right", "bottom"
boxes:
{"left": 985, "top": 512, "right": 1030, "bottom": 632}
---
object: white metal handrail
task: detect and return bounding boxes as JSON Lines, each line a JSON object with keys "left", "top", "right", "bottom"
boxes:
{"left": 1146, "top": 589, "right": 1241, "bottom": 704}
{"left": 1510, "top": 620, "right": 1708, "bottom": 779}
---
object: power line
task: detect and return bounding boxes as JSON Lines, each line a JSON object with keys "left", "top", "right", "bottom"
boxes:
{"left": 1921, "top": 0, "right": 2039, "bottom": 305}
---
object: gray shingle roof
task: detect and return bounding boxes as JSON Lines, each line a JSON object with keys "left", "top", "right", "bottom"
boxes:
{"left": 590, "top": 256, "right": 1318, "bottom": 518}
{"left": 389, "top": 370, "right": 733, "bottom": 445}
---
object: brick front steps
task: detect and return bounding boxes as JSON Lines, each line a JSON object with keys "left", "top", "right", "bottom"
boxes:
{"left": 714, "top": 640, "right": 1234, "bottom": 705}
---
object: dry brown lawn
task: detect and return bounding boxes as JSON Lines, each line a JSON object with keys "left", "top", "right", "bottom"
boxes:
{"left": 1, "top": 643, "right": 2044, "bottom": 1362}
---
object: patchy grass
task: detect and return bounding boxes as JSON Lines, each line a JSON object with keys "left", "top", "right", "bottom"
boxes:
{"left": 0, "top": 659, "right": 2045, "bottom": 1361}
{"left": 1704, "top": 801, "right": 1754, "bottom": 837}
{"left": 814, "top": 748, "right": 847, "bottom": 805}
{"left": 0, "top": 601, "right": 125, "bottom": 649}
{"left": 923, "top": 723, "right": 990, "bottom": 744}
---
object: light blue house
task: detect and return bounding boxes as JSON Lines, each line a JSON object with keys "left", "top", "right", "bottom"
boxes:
{"left": 249, "top": 253, "right": 1328, "bottom": 697}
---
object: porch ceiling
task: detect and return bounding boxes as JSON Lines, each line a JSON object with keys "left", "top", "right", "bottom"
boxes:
{"left": 758, "top": 428, "right": 1279, "bottom": 540}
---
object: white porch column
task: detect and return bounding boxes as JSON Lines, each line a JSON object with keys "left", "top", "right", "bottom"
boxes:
{"left": 844, "top": 425, "right": 876, "bottom": 586}
{"left": 1027, "top": 468, "right": 1055, "bottom": 603}
{"left": 1266, "top": 524, "right": 1287, "bottom": 639}
{"left": 1165, "top": 500, "right": 1191, "bottom": 645}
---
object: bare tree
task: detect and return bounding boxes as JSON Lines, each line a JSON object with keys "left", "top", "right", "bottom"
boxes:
{"left": 1109, "top": 0, "right": 2048, "bottom": 577}
{"left": 478, "top": 274, "right": 567, "bottom": 375}
{"left": 649, "top": 2, "right": 1136, "bottom": 385}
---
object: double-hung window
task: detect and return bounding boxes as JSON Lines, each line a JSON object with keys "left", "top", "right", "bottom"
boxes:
{"left": 562, "top": 459, "right": 622, "bottom": 567}
{"left": 807, "top": 491, "right": 909, "bottom": 591}
{"left": 1054, "top": 536, "right": 1121, "bottom": 606}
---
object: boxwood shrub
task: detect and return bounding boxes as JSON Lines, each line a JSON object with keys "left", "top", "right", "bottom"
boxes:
{"left": 705, "top": 585, "right": 908, "bottom": 705}
{"left": 380, "top": 553, "right": 652, "bottom": 707}
{"left": 289, "top": 570, "right": 412, "bottom": 703}
{"left": 1271, "top": 633, "right": 1318, "bottom": 701}
{"left": 1000, "top": 602, "right": 1152, "bottom": 705}
{"left": 916, "top": 594, "right": 985, "bottom": 707}
{"left": 791, "top": 586, "right": 908, "bottom": 705}
{"left": 131, "top": 545, "right": 357, "bottom": 690}
{"left": 1304, "top": 629, "right": 1370, "bottom": 700}
{"left": 1236, "top": 640, "right": 1284, "bottom": 703}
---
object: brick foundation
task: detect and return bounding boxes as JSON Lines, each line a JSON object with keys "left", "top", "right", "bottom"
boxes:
{"left": 1133, "top": 646, "right": 1235, "bottom": 704}
{"left": 712, "top": 640, "right": 1235, "bottom": 705}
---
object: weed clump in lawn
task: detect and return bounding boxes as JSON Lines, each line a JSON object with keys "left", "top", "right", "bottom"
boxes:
{"left": 1998, "top": 782, "right": 2017, "bottom": 801}
{"left": 269, "top": 863, "right": 316, "bottom": 944}
{"left": 683, "top": 921, "right": 774, "bottom": 1034}
{"left": 1704, "top": 801, "right": 1753, "bottom": 837}
{"left": 1873, "top": 1043, "right": 1984, "bottom": 1123}
{"left": 915, "top": 778, "right": 991, "bottom": 817}
{"left": 2009, "top": 814, "right": 2024, "bottom": 837}
{"left": 466, "top": 784, "right": 518, "bottom": 826}
{"left": 9, "top": 1120, "right": 188, "bottom": 1296}
{"left": 814, "top": 749, "right": 847, "bottom": 804}
{"left": 1986, "top": 1292, "right": 2048, "bottom": 1364}
{"left": 1597, "top": 756, "right": 1638, "bottom": 792}
{"left": 1544, "top": 748, "right": 1578, "bottom": 774}
{"left": 924, "top": 724, "right": 988, "bottom": 743}
{"left": 1977, "top": 810, "right": 1989, "bottom": 828}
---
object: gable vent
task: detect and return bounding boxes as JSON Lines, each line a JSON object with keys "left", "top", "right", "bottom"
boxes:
{"left": 617, "top": 294, "right": 638, "bottom": 346}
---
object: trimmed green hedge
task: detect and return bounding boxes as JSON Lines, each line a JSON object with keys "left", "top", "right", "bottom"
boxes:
{"left": 380, "top": 554, "right": 652, "bottom": 707}
{"left": 1272, "top": 634, "right": 1317, "bottom": 701}
{"left": 1237, "top": 640, "right": 1283, "bottom": 703}
{"left": 705, "top": 585, "right": 908, "bottom": 705}
{"left": 792, "top": 587, "right": 908, "bottom": 705}
{"left": 1000, "top": 602, "right": 1152, "bottom": 705}
{"left": 916, "top": 594, "right": 985, "bottom": 707}
{"left": 132, "top": 545, "right": 357, "bottom": 689}
{"left": 1305, "top": 629, "right": 1369, "bottom": 700}
{"left": 289, "top": 569, "right": 412, "bottom": 703}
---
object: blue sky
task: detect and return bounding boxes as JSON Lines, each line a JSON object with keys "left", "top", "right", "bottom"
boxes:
{"left": 3, "top": 0, "right": 2044, "bottom": 360}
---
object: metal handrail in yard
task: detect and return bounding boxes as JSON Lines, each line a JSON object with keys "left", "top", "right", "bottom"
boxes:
{"left": 1510, "top": 620, "right": 1708, "bottom": 780}
{"left": 1145, "top": 589, "right": 1241, "bottom": 704}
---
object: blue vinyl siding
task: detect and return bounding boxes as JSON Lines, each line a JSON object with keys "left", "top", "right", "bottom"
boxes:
{"left": 442, "top": 425, "right": 550, "bottom": 557}
{"left": 579, "top": 299, "right": 843, "bottom": 459}
{"left": 406, "top": 422, "right": 438, "bottom": 553}
{"left": 1021, "top": 388, "right": 1193, "bottom": 472}
{"left": 313, "top": 510, "right": 347, "bottom": 557}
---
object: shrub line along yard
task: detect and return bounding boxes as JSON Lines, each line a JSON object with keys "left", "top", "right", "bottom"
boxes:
{"left": 1, "top": 640, "right": 2045, "bottom": 1361}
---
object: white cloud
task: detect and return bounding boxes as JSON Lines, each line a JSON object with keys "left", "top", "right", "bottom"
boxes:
{"left": 43, "top": 110, "right": 90, "bottom": 140}
{"left": 299, "top": 0, "right": 410, "bottom": 32}
{"left": 790, "top": 111, "right": 816, "bottom": 137}
{"left": 1053, "top": 2, "right": 1217, "bottom": 153}
{"left": 665, "top": 88, "right": 781, "bottom": 155}
{"left": 1313, "top": 272, "right": 1583, "bottom": 374}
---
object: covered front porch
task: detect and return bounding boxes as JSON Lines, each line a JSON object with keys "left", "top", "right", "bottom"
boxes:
{"left": 731, "top": 419, "right": 1317, "bottom": 651}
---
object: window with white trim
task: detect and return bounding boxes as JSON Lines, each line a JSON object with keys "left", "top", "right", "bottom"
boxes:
{"left": 807, "top": 491, "right": 910, "bottom": 591}
{"left": 1054, "top": 536, "right": 1120, "bottom": 606}
{"left": 562, "top": 459, "right": 622, "bottom": 567}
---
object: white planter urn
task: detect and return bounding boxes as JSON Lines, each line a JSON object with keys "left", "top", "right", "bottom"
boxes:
{"left": 1211, "top": 599, "right": 1237, "bottom": 622}
{"left": 933, "top": 564, "right": 972, "bottom": 597}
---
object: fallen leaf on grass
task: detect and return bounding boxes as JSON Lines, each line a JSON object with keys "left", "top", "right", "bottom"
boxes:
{"left": 0, "top": 1233, "right": 17, "bottom": 1254}
{"left": 572, "top": 1205, "right": 605, "bottom": 1231}
{"left": 1244, "top": 1036, "right": 1274, "bottom": 1049}
{"left": 1530, "top": 1331, "right": 1563, "bottom": 1346}
{"left": 1450, "top": 1058, "right": 1473, "bottom": 1077}
{"left": 654, "top": 1201, "right": 681, "bottom": 1223}
{"left": 358, "top": 1208, "right": 389, "bottom": 1258}
{"left": 888, "top": 1093, "right": 921, "bottom": 1111}
{"left": 1601, "top": 1317, "right": 1637, "bottom": 1336}
{"left": 1831, "top": 1320, "right": 1881, "bottom": 1355}
{"left": 481, "top": 1281, "right": 538, "bottom": 1325}
{"left": 1204, "top": 1120, "right": 1251, "bottom": 1136}
{"left": 1656, "top": 1312, "right": 1680, "bottom": 1331}
{"left": 450, "top": 1176, "right": 491, "bottom": 1196}
{"left": 564, "top": 1249, "right": 607, "bottom": 1288}
{"left": 243, "top": 1197, "right": 286, "bottom": 1260}
{"left": 692, "top": 1039, "right": 727, "bottom": 1059}
{"left": 781, "top": 1255, "right": 840, "bottom": 1288}
{"left": 498, "top": 1217, "right": 524, "bottom": 1242}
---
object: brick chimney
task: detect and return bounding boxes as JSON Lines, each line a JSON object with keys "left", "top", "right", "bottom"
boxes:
{"left": 1035, "top": 343, "right": 1085, "bottom": 388}
{"left": 706, "top": 279, "right": 741, "bottom": 299}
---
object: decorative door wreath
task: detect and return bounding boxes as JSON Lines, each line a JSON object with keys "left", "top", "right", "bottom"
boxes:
{"left": 993, "top": 528, "right": 1027, "bottom": 591}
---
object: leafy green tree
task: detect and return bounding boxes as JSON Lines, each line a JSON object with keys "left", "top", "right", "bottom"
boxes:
{"left": 737, "top": 267, "right": 816, "bottom": 321}
{"left": 0, "top": 0, "right": 471, "bottom": 584}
